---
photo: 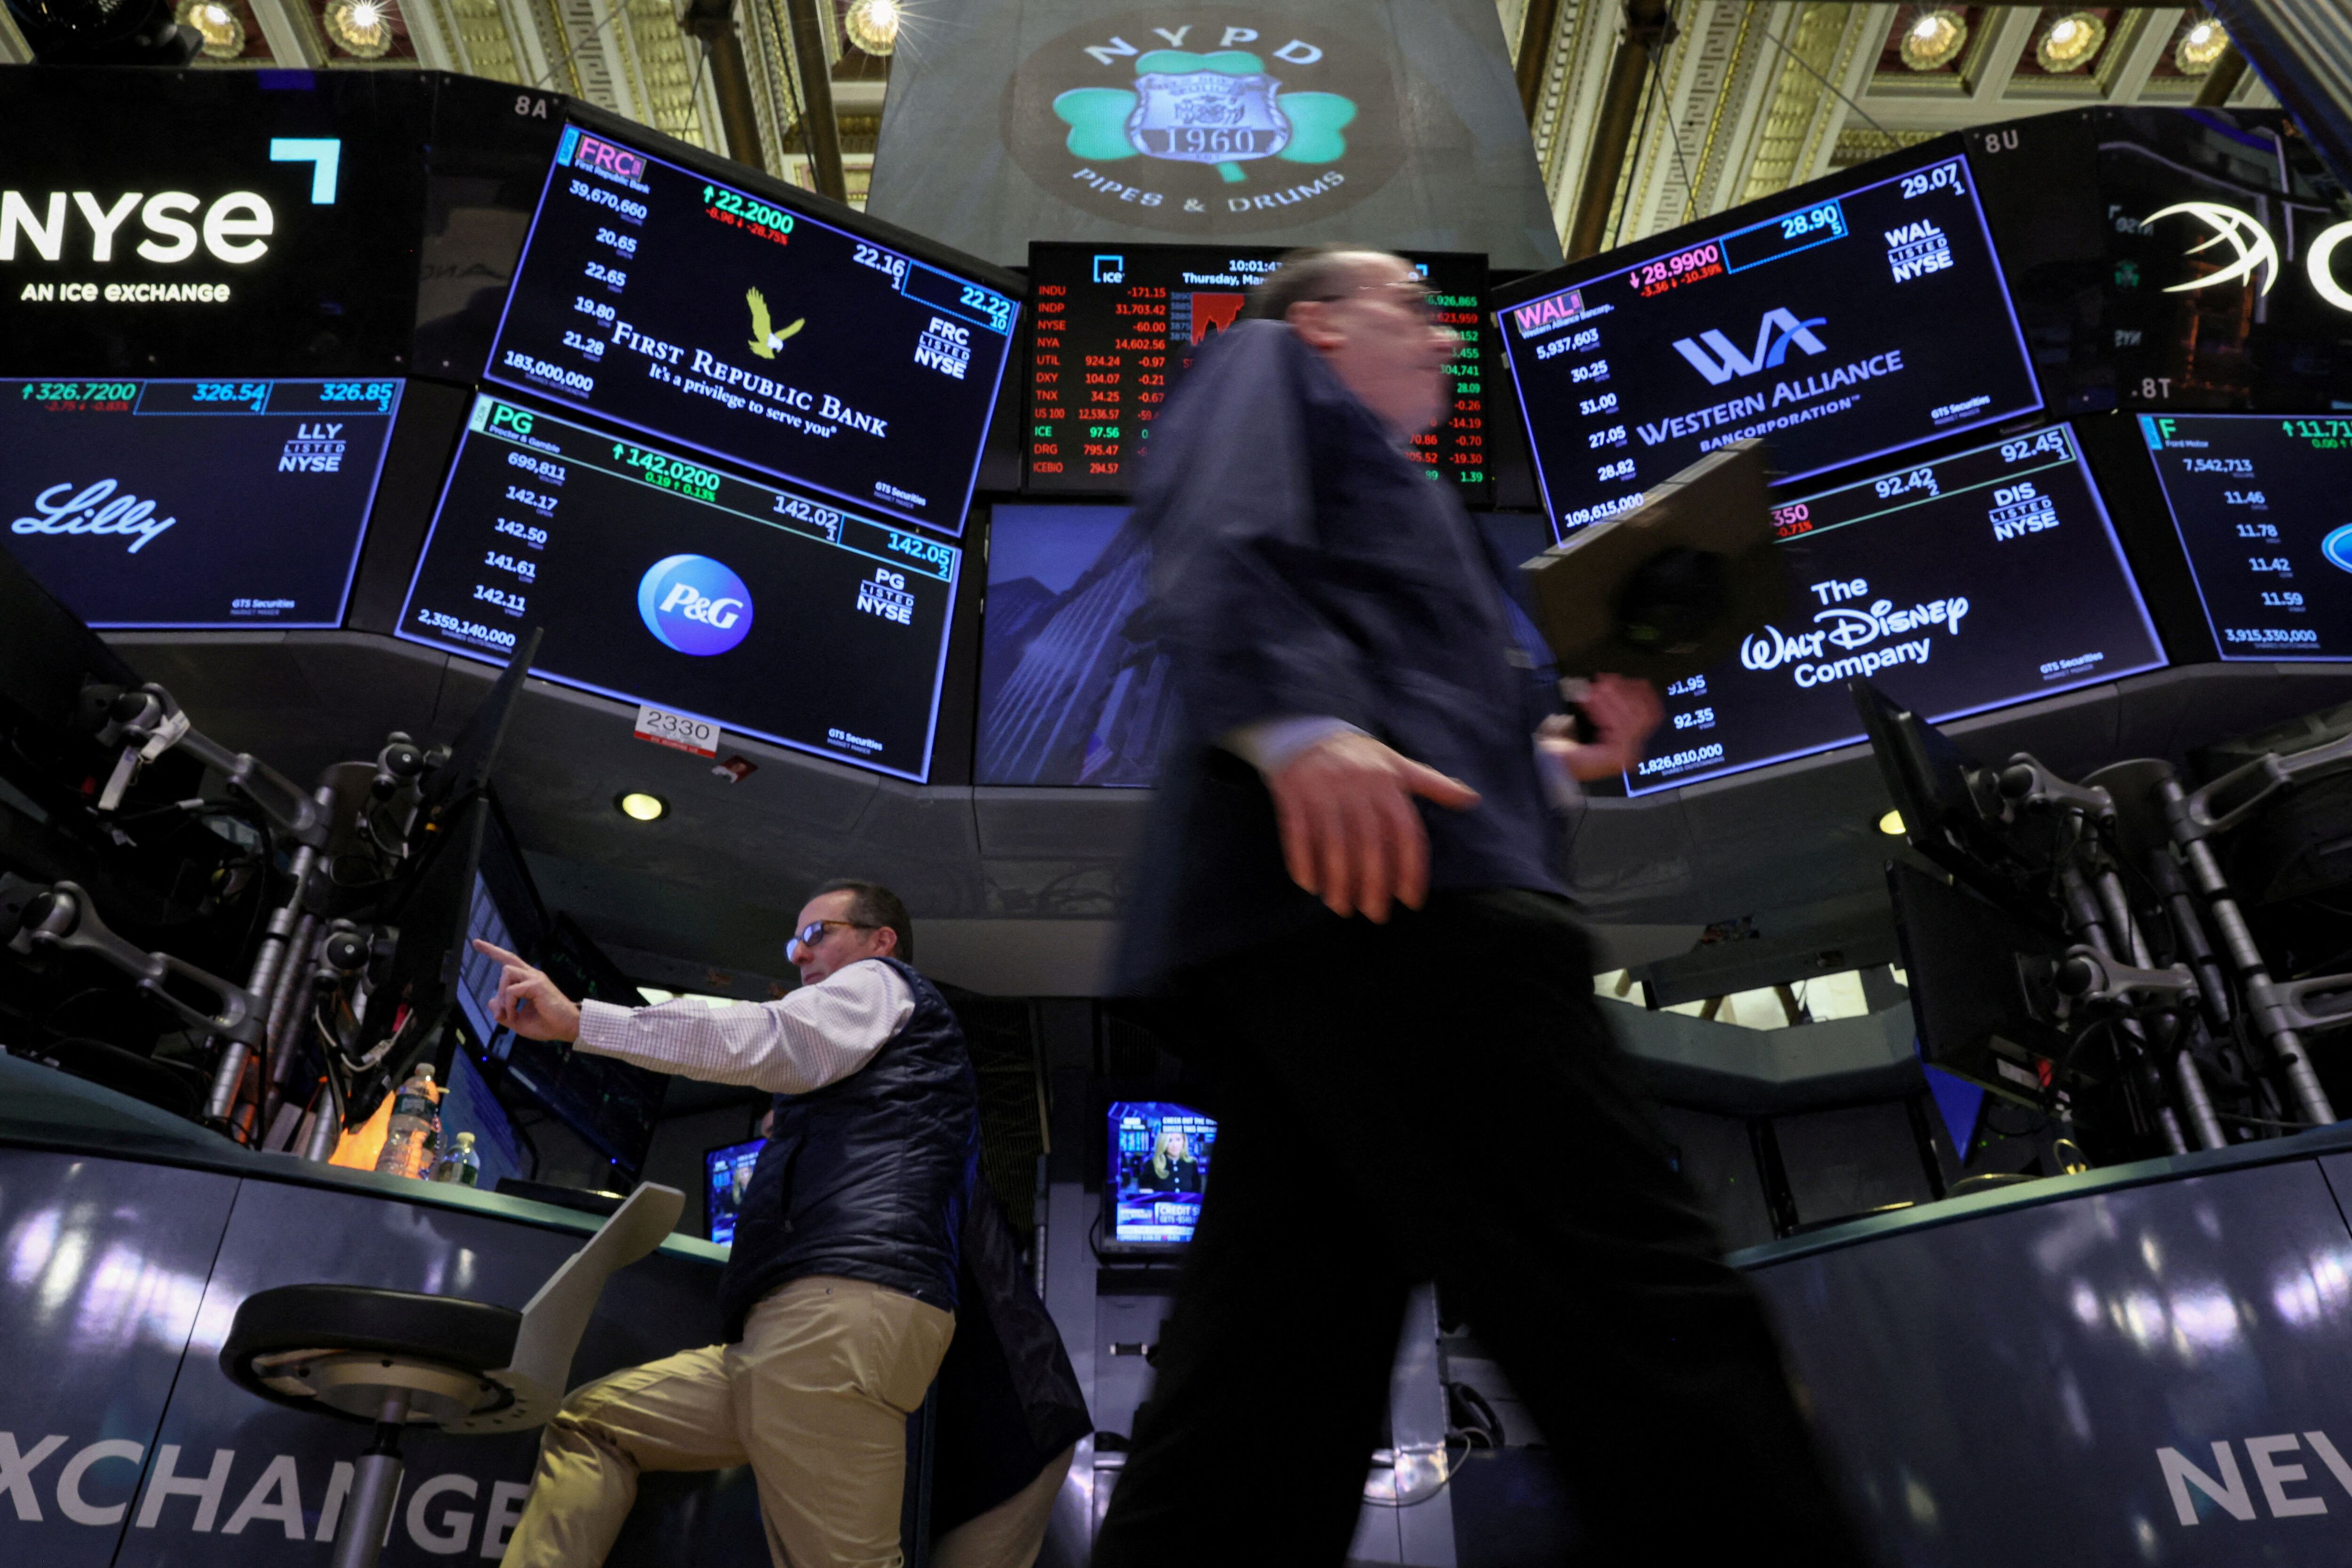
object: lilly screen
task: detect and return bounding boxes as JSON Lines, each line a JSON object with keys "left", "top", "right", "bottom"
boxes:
{"left": 2141, "top": 415, "right": 2352, "bottom": 660}
{"left": 1631, "top": 426, "right": 2163, "bottom": 795}
{"left": 0, "top": 378, "right": 397, "bottom": 628}
{"left": 1495, "top": 150, "right": 2040, "bottom": 535}
{"left": 485, "top": 122, "right": 1018, "bottom": 537}
{"left": 399, "top": 395, "right": 961, "bottom": 782}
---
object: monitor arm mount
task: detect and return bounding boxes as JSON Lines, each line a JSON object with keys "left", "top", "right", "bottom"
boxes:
{"left": 9, "top": 879, "right": 262, "bottom": 1045}
{"left": 88, "top": 682, "right": 332, "bottom": 849}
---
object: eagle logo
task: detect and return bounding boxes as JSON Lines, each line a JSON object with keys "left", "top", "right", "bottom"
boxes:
{"left": 746, "top": 288, "right": 805, "bottom": 360}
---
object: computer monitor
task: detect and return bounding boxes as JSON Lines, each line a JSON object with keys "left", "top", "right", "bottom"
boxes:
{"left": 1106, "top": 1100, "right": 1217, "bottom": 1250}
{"left": 706, "top": 1138, "right": 765, "bottom": 1245}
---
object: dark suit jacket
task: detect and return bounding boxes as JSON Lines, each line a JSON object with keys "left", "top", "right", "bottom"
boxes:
{"left": 1115, "top": 320, "right": 1565, "bottom": 989}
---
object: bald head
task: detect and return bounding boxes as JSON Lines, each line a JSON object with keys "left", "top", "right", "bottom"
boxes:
{"left": 1247, "top": 247, "right": 1459, "bottom": 439}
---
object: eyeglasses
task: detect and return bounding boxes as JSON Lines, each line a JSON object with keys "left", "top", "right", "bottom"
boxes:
{"left": 1313, "top": 278, "right": 1446, "bottom": 326}
{"left": 787, "top": 919, "right": 875, "bottom": 958}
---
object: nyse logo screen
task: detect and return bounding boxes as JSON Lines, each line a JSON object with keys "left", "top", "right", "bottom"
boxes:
{"left": 400, "top": 395, "right": 961, "bottom": 782}
{"left": 0, "top": 378, "right": 399, "bottom": 628}
{"left": 1496, "top": 150, "right": 2041, "bottom": 534}
{"left": 1629, "top": 425, "right": 2164, "bottom": 795}
{"left": 0, "top": 72, "right": 428, "bottom": 377}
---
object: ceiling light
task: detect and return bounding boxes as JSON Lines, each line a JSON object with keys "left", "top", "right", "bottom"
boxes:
{"left": 616, "top": 791, "right": 668, "bottom": 822}
{"left": 1899, "top": 8, "right": 1968, "bottom": 71}
{"left": 1877, "top": 810, "right": 1907, "bottom": 837}
{"left": 2036, "top": 10, "right": 2106, "bottom": 73}
{"left": 843, "top": 0, "right": 898, "bottom": 55}
{"left": 2176, "top": 16, "right": 2229, "bottom": 76}
{"left": 324, "top": 0, "right": 394, "bottom": 55}
{"left": 175, "top": 0, "right": 242, "bottom": 55}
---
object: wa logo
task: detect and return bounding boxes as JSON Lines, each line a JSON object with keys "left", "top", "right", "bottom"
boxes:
{"left": 638, "top": 554, "right": 753, "bottom": 656}
{"left": 1673, "top": 309, "right": 1828, "bottom": 387}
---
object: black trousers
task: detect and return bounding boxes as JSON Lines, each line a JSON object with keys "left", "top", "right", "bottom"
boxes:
{"left": 1092, "top": 890, "right": 1869, "bottom": 1566}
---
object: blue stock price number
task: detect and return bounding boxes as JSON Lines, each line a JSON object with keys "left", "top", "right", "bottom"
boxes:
{"left": 194, "top": 381, "right": 270, "bottom": 411}
{"left": 956, "top": 283, "right": 1014, "bottom": 335}
{"left": 321, "top": 381, "right": 398, "bottom": 411}
{"left": 1780, "top": 202, "right": 1844, "bottom": 241}
{"left": 886, "top": 532, "right": 955, "bottom": 577}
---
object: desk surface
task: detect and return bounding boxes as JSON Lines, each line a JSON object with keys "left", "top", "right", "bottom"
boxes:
{"left": 0, "top": 1048, "right": 730, "bottom": 1264}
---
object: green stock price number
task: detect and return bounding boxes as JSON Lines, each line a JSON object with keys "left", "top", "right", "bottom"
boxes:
{"left": 612, "top": 442, "right": 721, "bottom": 500}
{"left": 702, "top": 184, "right": 796, "bottom": 233}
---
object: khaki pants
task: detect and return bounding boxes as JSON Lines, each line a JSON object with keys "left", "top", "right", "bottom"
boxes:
{"left": 502, "top": 1275, "right": 955, "bottom": 1568}
{"left": 930, "top": 1444, "right": 1076, "bottom": 1568}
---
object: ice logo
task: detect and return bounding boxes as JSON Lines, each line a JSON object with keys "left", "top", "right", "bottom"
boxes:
{"left": 2322, "top": 524, "right": 2352, "bottom": 576}
{"left": 637, "top": 554, "right": 753, "bottom": 656}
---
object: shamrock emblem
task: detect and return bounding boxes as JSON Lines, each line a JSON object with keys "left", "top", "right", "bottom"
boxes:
{"left": 1054, "top": 48, "right": 1355, "bottom": 185}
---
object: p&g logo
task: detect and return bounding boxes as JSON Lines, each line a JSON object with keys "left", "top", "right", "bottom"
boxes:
{"left": 637, "top": 554, "right": 752, "bottom": 656}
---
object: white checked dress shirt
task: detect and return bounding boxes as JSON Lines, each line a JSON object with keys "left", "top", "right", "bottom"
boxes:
{"left": 573, "top": 957, "right": 914, "bottom": 1094}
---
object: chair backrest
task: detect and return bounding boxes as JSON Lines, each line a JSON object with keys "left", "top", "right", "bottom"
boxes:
{"left": 447, "top": 1180, "right": 684, "bottom": 1433}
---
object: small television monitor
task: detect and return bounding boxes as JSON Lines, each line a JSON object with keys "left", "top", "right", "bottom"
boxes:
{"left": 706, "top": 1138, "right": 764, "bottom": 1245}
{"left": 1106, "top": 1101, "right": 1217, "bottom": 1249}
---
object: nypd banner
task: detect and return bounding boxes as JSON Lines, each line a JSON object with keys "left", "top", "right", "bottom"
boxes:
{"left": 866, "top": 0, "right": 1563, "bottom": 270}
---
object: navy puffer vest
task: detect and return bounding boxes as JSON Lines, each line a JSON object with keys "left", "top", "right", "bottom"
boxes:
{"left": 718, "top": 957, "right": 978, "bottom": 1340}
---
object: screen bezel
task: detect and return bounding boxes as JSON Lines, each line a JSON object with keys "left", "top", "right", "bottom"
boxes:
{"left": 483, "top": 102, "right": 1024, "bottom": 541}
{"left": 1492, "top": 135, "right": 2042, "bottom": 532}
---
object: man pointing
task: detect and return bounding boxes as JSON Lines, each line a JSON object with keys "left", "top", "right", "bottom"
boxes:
{"left": 472, "top": 878, "right": 977, "bottom": 1568}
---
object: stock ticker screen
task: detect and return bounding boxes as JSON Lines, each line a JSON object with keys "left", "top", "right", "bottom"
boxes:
{"left": 1629, "top": 426, "right": 2164, "bottom": 795}
{"left": 1495, "top": 150, "right": 2041, "bottom": 534}
{"left": 2141, "top": 415, "right": 2352, "bottom": 660}
{"left": 1025, "top": 244, "right": 1492, "bottom": 499}
{"left": 485, "top": 122, "right": 1018, "bottom": 537}
{"left": 0, "top": 377, "right": 398, "bottom": 627}
{"left": 399, "top": 395, "right": 961, "bottom": 782}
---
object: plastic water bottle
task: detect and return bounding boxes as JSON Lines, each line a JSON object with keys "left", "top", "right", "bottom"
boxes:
{"left": 374, "top": 1065, "right": 440, "bottom": 1179}
{"left": 430, "top": 1130, "right": 481, "bottom": 1187}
